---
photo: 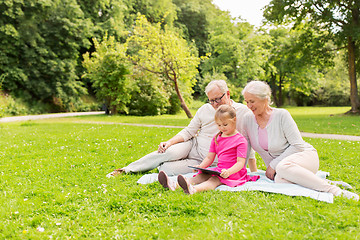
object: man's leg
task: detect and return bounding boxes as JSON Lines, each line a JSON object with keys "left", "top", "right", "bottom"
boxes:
{"left": 158, "top": 158, "right": 202, "bottom": 176}
{"left": 158, "top": 139, "right": 207, "bottom": 176}
{"left": 121, "top": 140, "right": 193, "bottom": 173}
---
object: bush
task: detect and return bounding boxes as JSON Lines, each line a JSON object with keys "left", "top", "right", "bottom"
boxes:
{"left": 128, "top": 73, "right": 170, "bottom": 116}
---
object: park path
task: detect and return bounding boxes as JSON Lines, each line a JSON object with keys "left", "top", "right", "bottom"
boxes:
{"left": 1, "top": 112, "right": 359, "bottom": 141}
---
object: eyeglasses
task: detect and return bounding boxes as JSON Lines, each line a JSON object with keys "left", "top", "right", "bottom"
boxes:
{"left": 207, "top": 93, "right": 226, "bottom": 104}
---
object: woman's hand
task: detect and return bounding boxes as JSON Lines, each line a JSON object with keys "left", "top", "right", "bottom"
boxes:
{"left": 265, "top": 166, "right": 276, "bottom": 180}
{"left": 220, "top": 169, "right": 230, "bottom": 178}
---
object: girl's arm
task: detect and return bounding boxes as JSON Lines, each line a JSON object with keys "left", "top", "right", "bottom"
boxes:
{"left": 197, "top": 152, "right": 216, "bottom": 169}
{"left": 220, "top": 157, "right": 246, "bottom": 178}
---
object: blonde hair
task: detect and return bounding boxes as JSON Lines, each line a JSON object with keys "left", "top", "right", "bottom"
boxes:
{"left": 214, "top": 105, "right": 236, "bottom": 145}
{"left": 242, "top": 80, "right": 272, "bottom": 104}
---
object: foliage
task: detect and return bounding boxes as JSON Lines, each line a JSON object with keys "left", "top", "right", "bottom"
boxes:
{"left": 261, "top": 26, "right": 331, "bottom": 107}
{"left": 123, "top": 0, "right": 177, "bottom": 27}
{"left": 83, "top": 35, "right": 131, "bottom": 115}
{"left": 127, "top": 68, "right": 170, "bottom": 116}
{"left": 202, "top": 11, "right": 266, "bottom": 89}
{"left": 0, "top": 118, "right": 359, "bottom": 238}
{"left": 127, "top": 15, "right": 201, "bottom": 118}
{"left": 264, "top": 0, "right": 360, "bottom": 112}
{"left": 172, "top": 0, "right": 215, "bottom": 57}
{"left": 313, "top": 50, "right": 351, "bottom": 106}
{"left": 0, "top": 0, "right": 92, "bottom": 111}
{"left": 77, "top": 0, "right": 127, "bottom": 41}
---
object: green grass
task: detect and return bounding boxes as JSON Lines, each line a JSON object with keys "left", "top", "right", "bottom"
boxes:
{"left": 0, "top": 118, "right": 359, "bottom": 239}
{"left": 54, "top": 105, "right": 360, "bottom": 136}
{"left": 286, "top": 106, "right": 360, "bottom": 136}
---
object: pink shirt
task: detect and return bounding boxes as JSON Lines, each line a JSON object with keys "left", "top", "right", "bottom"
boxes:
{"left": 258, "top": 113, "right": 274, "bottom": 151}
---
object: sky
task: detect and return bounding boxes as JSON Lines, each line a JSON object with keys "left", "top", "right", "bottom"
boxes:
{"left": 212, "top": 0, "right": 271, "bottom": 27}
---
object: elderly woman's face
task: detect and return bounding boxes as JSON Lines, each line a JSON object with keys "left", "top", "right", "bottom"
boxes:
{"left": 244, "top": 92, "right": 268, "bottom": 115}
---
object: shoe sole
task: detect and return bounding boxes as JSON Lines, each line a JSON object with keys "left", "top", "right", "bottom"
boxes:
{"left": 177, "top": 175, "right": 191, "bottom": 194}
{"left": 158, "top": 171, "right": 171, "bottom": 190}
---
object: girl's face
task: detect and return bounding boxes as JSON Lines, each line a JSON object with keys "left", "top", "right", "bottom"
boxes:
{"left": 215, "top": 117, "right": 236, "bottom": 136}
{"left": 244, "top": 92, "right": 268, "bottom": 116}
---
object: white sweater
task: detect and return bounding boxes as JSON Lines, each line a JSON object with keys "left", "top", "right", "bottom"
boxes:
{"left": 177, "top": 100, "right": 254, "bottom": 159}
{"left": 241, "top": 108, "right": 315, "bottom": 170}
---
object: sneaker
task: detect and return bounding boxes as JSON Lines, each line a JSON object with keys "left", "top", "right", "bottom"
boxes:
{"left": 326, "top": 179, "right": 353, "bottom": 189}
{"left": 106, "top": 168, "right": 125, "bottom": 178}
{"left": 158, "top": 171, "right": 176, "bottom": 191}
{"left": 340, "top": 190, "right": 359, "bottom": 201}
{"left": 177, "top": 175, "right": 195, "bottom": 195}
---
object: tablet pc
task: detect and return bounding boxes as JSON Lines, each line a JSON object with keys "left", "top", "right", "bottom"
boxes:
{"left": 188, "top": 166, "right": 221, "bottom": 176}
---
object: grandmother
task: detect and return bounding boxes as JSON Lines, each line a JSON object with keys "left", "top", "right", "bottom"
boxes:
{"left": 240, "top": 80, "right": 359, "bottom": 200}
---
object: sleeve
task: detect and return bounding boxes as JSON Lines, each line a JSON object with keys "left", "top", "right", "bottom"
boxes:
{"left": 235, "top": 103, "right": 256, "bottom": 159}
{"left": 240, "top": 114, "right": 253, "bottom": 163}
{"left": 209, "top": 136, "right": 216, "bottom": 153}
{"left": 269, "top": 110, "right": 307, "bottom": 170}
{"left": 176, "top": 106, "right": 204, "bottom": 141}
{"left": 236, "top": 136, "right": 248, "bottom": 159}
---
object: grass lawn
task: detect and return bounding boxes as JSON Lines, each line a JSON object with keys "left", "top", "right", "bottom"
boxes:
{"left": 0, "top": 106, "right": 359, "bottom": 239}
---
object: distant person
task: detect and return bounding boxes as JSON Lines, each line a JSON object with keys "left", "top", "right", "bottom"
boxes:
{"left": 158, "top": 105, "right": 260, "bottom": 194}
{"left": 241, "top": 80, "right": 359, "bottom": 201}
{"left": 107, "top": 80, "right": 257, "bottom": 177}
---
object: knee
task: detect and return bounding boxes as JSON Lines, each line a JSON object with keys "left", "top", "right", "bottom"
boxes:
{"left": 275, "top": 160, "right": 294, "bottom": 175}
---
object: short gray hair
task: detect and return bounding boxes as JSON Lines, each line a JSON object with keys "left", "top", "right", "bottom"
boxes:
{"left": 242, "top": 80, "right": 272, "bottom": 103}
{"left": 205, "top": 80, "right": 228, "bottom": 95}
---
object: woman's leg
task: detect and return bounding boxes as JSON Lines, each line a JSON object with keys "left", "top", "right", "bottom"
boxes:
{"left": 274, "top": 150, "right": 341, "bottom": 195}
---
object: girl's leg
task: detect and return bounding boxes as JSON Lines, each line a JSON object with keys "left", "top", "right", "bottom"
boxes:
{"left": 188, "top": 173, "right": 212, "bottom": 185}
{"left": 274, "top": 150, "right": 341, "bottom": 195}
{"left": 177, "top": 175, "right": 222, "bottom": 194}
{"left": 193, "top": 176, "right": 222, "bottom": 193}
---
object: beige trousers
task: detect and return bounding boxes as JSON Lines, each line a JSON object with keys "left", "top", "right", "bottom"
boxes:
{"left": 275, "top": 150, "right": 341, "bottom": 195}
{"left": 122, "top": 138, "right": 213, "bottom": 176}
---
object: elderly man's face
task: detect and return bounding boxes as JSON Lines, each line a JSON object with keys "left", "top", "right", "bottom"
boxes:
{"left": 207, "top": 87, "right": 231, "bottom": 109}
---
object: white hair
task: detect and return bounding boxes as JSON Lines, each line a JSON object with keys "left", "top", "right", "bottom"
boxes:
{"left": 242, "top": 80, "right": 272, "bottom": 103}
{"left": 205, "top": 80, "right": 228, "bottom": 95}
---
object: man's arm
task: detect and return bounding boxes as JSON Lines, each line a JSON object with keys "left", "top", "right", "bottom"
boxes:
{"left": 157, "top": 135, "right": 185, "bottom": 153}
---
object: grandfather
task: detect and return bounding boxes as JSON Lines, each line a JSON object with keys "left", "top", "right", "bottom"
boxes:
{"left": 107, "top": 80, "right": 256, "bottom": 177}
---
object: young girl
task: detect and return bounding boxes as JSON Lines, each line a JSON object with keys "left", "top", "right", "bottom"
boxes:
{"left": 158, "top": 105, "right": 260, "bottom": 194}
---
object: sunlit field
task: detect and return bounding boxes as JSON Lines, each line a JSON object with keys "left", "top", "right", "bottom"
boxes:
{"left": 0, "top": 106, "right": 359, "bottom": 239}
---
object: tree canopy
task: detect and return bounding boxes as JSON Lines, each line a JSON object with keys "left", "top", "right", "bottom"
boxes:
{"left": 0, "top": 0, "right": 358, "bottom": 116}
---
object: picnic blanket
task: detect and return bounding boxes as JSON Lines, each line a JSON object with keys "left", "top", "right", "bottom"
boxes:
{"left": 137, "top": 169, "right": 334, "bottom": 203}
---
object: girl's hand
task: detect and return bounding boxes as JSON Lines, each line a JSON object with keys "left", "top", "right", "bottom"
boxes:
{"left": 192, "top": 165, "right": 201, "bottom": 173}
{"left": 220, "top": 169, "right": 230, "bottom": 178}
{"left": 265, "top": 166, "right": 276, "bottom": 180}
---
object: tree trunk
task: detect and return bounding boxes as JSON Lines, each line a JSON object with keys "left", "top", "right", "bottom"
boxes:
{"left": 347, "top": 37, "right": 360, "bottom": 114}
{"left": 278, "top": 75, "right": 283, "bottom": 107}
{"left": 173, "top": 78, "right": 193, "bottom": 118}
{"left": 269, "top": 74, "right": 279, "bottom": 107}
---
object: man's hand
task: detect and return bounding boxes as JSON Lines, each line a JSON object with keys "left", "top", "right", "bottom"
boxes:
{"left": 158, "top": 141, "right": 171, "bottom": 153}
{"left": 265, "top": 166, "right": 276, "bottom": 180}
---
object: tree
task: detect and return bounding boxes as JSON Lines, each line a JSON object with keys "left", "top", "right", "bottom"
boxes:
{"left": 201, "top": 11, "right": 266, "bottom": 95}
{"left": 264, "top": 0, "right": 360, "bottom": 113}
{"left": 82, "top": 36, "right": 130, "bottom": 114}
{"left": 77, "top": 0, "right": 126, "bottom": 40}
{"left": 0, "top": 0, "right": 92, "bottom": 111}
{"left": 127, "top": 15, "right": 200, "bottom": 118}
{"left": 262, "top": 27, "right": 327, "bottom": 107}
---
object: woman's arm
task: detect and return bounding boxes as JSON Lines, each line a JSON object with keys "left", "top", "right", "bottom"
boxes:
{"left": 269, "top": 110, "right": 307, "bottom": 170}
